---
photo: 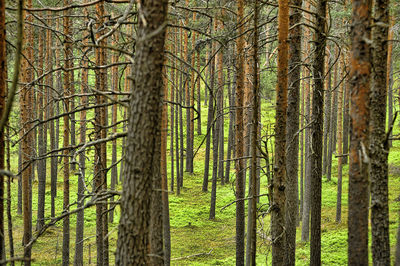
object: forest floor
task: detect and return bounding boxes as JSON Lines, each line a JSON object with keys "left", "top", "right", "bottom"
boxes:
{"left": 4, "top": 101, "right": 400, "bottom": 265}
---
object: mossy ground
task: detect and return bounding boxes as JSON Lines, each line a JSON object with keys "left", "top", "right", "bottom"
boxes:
{"left": 4, "top": 98, "right": 400, "bottom": 265}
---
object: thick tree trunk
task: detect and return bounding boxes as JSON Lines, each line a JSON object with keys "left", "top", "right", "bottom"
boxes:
{"left": 310, "top": 1, "right": 327, "bottom": 264}
{"left": 348, "top": 0, "right": 371, "bottom": 264}
{"left": 21, "top": 0, "right": 34, "bottom": 263}
{"left": 370, "top": 0, "right": 390, "bottom": 264}
{"left": 115, "top": 0, "right": 168, "bottom": 264}
{"left": 284, "top": 0, "right": 302, "bottom": 264}
{"left": 272, "top": 0, "right": 289, "bottom": 264}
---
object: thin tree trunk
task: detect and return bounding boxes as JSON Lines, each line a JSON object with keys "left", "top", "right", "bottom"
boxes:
{"left": 94, "top": 2, "right": 107, "bottom": 264}
{"left": 336, "top": 55, "right": 344, "bottom": 223}
{"left": 327, "top": 62, "right": 338, "bottom": 181}
{"left": 203, "top": 38, "right": 215, "bottom": 193}
{"left": 235, "top": 0, "right": 246, "bottom": 263}
{"left": 6, "top": 127, "right": 14, "bottom": 265}
{"left": 62, "top": 0, "right": 72, "bottom": 263}
{"left": 217, "top": 17, "right": 224, "bottom": 186}
{"left": 74, "top": 4, "right": 88, "bottom": 264}
{"left": 185, "top": 1, "right": 193, "bottom": 174}
{"left": 36, "top": 28, "right": 46, "bottom": 232}
{"left": 284, "top": 0, "right": 302, "bottom": 263}
{"left": 301, "top": 66, "right": 311, "bottom": 242}
{"left": 342, "top": 64, "right": 350, "bottom": 165}
{"left": 0, "top": 0, "right": 5, "bottom": 260}
{"left": 225, "top": 63, "right": 234, "bottom": 184}
{"left": 246, "top": 1, "right": 259, "bottom": 264}
{"left": 387, "top": 18, "right": 394, "bottom": 147}
{"left": 196, "top": 47, "right": 202, "bottom": 136}
{"left": 322, "top": 55, "right": 331, "bottom": 176}
{"left": 162, "top": 46, "right": 171, "bottom": 266}
{"left": 210, "top": 19, "right": 220, "bottom": 219}
{"left": 109, "top": 32, "right": 119, "bottom": 223}
{"left": 299, "top": 72, "right": 305, "bottom": 222}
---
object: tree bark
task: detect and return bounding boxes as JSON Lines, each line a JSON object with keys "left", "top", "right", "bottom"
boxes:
{"left": 310, "top": 0, "right": 327, "bottom": 264}
{"left": 246, "top": 1, "right": 259, "bottom": 264}
{"left": 272, "top": 0, "right": 289, "bottom": 264}
{"left": 348, "top": 0, "right": 371, "bottom": 264}
{"left": 0, "top": 0, "right": 5, "bottom": 261}
{"left": 284, "top": 0, "right": 302, "bottom": 263}
{"left": 115, "top": 0, "right": 168, "bottom": 264}
{"left": 21, "top": 0, "right": 33, "bottom": 263}
{"left": 62, "top": 1, "right": 72, "bottom": 264}
{"left": 203, "top": 36, "right": 215, "bottom": 193}
{"left": 336, "top": 55, "right": 344, "bottom": 223}
{"left": 370, "top": 0, "right": 390, "bottom": 264}
{"left": 235, "top": 0, "right": 246, "bottom": 264}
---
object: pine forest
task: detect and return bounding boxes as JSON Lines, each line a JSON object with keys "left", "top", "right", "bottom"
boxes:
{"left": 0, "top": 0, "right": 400, "bottom": 265}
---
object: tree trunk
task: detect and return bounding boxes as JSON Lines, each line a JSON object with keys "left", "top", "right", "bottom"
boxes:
{"left": 322, "top": 54, "right": 331, "bottom": 176}
{"left": 36, "top": 28, "right": 46, "bottom": 232}
{"left": 370, "top": 0, "right": 390, "bottom": 264}
{"left": 235, "top": 0, "right": 246, "bottom": 264}
{"left": 0, "top": 0, "right": 5, "bottom": 261}
{"left": 310, "top": 1, "right": 327, "bottom": 264}
{"left": 326, "top": 62, "right": 338, "bottom": 181}
{"left": 94, "top": 2, "right": 108, "bottom": 264}
{"left": 284, "top": 0, "right": 302, "bottom": 263}
{"left": 386, "top": 18, "right": 394, "bottom": 147}
{"left": 115, "top": 0, "right": 168, "bottom": 264}
{"left": 162, "top": 45, "right": 171, "bottom": 266}
{"left": 336, "top": 55, "right": 344, "bottom": 223}
{"left": 246, "top": 1, "right": 259, "bottom": 264}
{"left": 301, "top": 65, "right": 311, "bottom": 242}
{"left": 74, "top": 4, "right": 88, "bottom": 265}
{"left": 272, "top": 0, "right": 289, "bottom": 263}
{"left": 62, "top": 0, "right": 72, "bottom": 263}
{"left": 225, "top": 62, "right": 235, "bottom": 184}
{"left": 217, "top": 16, "right": 225, "bottom": 186}
{"left": 348, "top": 0, "right": 371, "bottom": 264}
{"left": 21, "top": 0, "right": 34, "bottom": 263}
{"left": 109, "top": 30, "right": 119, "bottom": 223}
{"left": 203, "top": 38, "right": 215, "bottom": 193}
{"left": 185, "top": 0, "right": 193, "bottom": 174}
{"left": 342, "top": 63, "right": 350, "bottom": 165}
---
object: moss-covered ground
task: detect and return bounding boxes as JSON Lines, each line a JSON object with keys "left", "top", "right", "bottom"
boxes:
{"left": 4, "top": 98, "right": 400, "bottom": 265}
